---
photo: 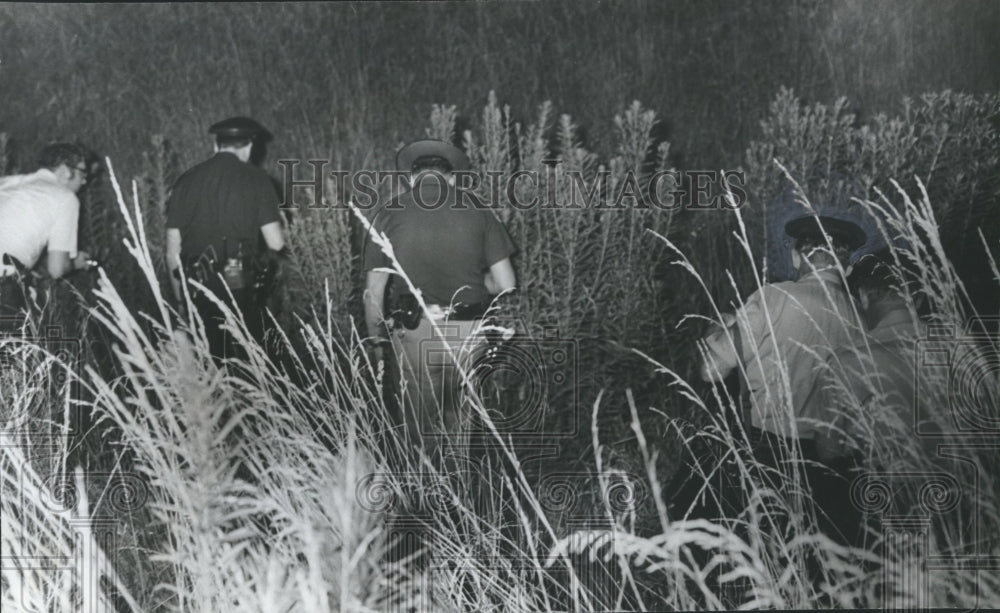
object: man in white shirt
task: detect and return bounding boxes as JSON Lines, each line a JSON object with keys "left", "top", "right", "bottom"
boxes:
{"left": 0, "top": 143, "right": 92, "bottom": 323}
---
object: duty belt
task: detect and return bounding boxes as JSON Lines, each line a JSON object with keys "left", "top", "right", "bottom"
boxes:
{"left": 390, "top": 294, "right": 490, "bottom": 330}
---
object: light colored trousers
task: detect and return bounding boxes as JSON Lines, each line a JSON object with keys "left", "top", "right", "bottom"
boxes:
{"left": 389, "top": 316, "right": 487, "bottom": 462}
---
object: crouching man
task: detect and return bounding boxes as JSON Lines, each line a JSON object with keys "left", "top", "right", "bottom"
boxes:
{"left": 698, "top": 214, "right": 866, "bottom": 545}
{"left": 0, "top": 143, "right": 93, "bottom": 331}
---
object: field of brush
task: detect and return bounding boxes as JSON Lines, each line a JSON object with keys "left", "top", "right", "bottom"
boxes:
{"left": 2, "top": 2, "right": 1000, "bottom": 611}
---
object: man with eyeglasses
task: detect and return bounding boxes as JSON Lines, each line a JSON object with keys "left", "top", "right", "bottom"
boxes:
{"left": 0, "top": 143, "right": 93, "bottom": 326}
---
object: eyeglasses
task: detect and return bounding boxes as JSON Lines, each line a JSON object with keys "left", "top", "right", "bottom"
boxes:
{"left": 72, "top": 165, "right": 88, "bottom": 180}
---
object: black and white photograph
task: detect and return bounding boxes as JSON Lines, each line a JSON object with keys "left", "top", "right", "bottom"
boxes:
{"left": 1, "top": 1, "right": 999, "bottom": 611}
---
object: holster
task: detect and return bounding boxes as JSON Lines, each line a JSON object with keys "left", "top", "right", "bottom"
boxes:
{"left": 250, "top": 249, "right": 286, "bottom": 306}
{"left": 182, "top": 251, "right": 260, "bottom": 295}
{"left": 389, "top": 294, "right": 422, "bottom": 330}
{"left": 181, "top": 254, "right": 223, "bottom": 297}
{"left": 182, "top": 253, "right": 217, "bottom": 287}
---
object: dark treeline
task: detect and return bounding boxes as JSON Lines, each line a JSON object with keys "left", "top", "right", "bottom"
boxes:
{"left": 2, "top": 1, "right": 998, "bottom": 176}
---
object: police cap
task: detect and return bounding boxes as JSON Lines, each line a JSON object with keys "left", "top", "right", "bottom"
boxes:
{"left": 785, "top": 215, "right": 867, "bottom": 251}
{"left": 208, "top": 117, "right": 270, "bottom": 141}
{"left": 396, "top": 139, "right": 470, "bottom": 172}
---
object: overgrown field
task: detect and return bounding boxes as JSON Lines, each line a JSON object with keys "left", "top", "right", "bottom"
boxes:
{"left": 2, "top": 87, "right": 999, "bottom": 610}
{"left": 2, "top": 2, "right": 1000, "bottom": 611}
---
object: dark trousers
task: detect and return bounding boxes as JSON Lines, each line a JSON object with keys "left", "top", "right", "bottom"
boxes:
{"left": 667, "top": 433, "right": 745, "bottom": 522}
{"left": 0, "top": 276, "right": 28, "bottom": 334}
{"left": 749, "top": 428, "right": 863, "bottom": 547}
{"left": 191, "top": 287, "right": 265, "bottom": 362}
{"left": 665, "top": 427, "right": 865, "bottom": 607}
{"left": 667, "top": 429, "right": 864, "bottom": 545}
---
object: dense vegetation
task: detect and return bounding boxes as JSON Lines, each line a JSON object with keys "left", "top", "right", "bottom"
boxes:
{"left": 1, "top": 2, "right": 998, "bottom": 610}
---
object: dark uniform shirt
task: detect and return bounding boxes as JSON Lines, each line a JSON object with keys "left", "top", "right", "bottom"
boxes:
{"left": 363, "top": 180, "right": 515, "bottom": 306}
{"left": 166, "top": 152, "right": 281, "bottom": 262}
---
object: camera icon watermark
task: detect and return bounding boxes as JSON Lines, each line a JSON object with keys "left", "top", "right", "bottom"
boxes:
{"left": 848, "top": 464, "right": 999, "bottom": 611}
{"left": 914, "top": 317, "right": 999, "bottom": 438}
{"left": 0, "top": 325, "right": 82, "bottom": 435}
{"left": 414, "top": 322, "right": 580, "bottom": 441}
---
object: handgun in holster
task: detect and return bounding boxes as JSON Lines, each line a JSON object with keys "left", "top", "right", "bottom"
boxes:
{"left": 389, "top": 293, "right": 423, "bottom": 330}
{"left": 180, "top": 250, "right": 220, "bottom": 294}
{"left": 250, "top": 248, "right": 288, "bottom": 307}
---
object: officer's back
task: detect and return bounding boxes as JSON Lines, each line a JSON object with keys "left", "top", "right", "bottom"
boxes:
{"left": 167, "top": 124, "right": 279, "bottom": 266}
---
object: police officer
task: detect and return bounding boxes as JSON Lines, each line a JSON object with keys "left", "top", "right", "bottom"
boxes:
{"left": 698, "top": 213, "right": 866, "bottom": 546}
{"left": 363, "top": 139, "right": 517, "bottom": 463}
{"left": 700, "top": 214, "right": 865, "bottom": 441}
{"left": 165, "top": 117, "right": 285, "bottom": 359}
{"left": 804, "top": 248, "right": 931, "bottom": 463}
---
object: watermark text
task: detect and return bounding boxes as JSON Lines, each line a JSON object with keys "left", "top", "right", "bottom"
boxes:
{"left": 277, "top": 159, "right": 746, "bottom": 211}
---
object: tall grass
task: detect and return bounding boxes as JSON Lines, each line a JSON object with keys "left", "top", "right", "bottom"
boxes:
{"left": 5, "top": 2, "right": 999, "bottom": 171}
{"left": 1, "top": 6, "right": 997, "bottom": 602}
{"left": 1, "top": 319, "right": 140, "bottom": 611}
{"left": 2, "top": 153, "right": 997, "bottom": 612}
{"left": 619, "top": 170, "right": 1000, "bottom": 608}
{"left": 71, "top": 160, "right": 681, "bottom": 611}
{"left": 744, "top": 88, "right": 1000, "bottom": 297}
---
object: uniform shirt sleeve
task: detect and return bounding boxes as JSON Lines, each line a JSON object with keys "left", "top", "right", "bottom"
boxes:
{"left": 253, "top": 172, "right": 282, "bottom": 227}
{"left": 363, "top": 241, "right": 389, "bottom": 272}
{"left": 362, "top": 203, "right": 392, "bottom": 272}
{"left": 700, "top": 285, "right": 769, "bottom": 380}
{"left": 48, "top": 193, "right": 80, "bottom": 257}
{"left": 482, "top": 211, "right": 516, "bottom": 266}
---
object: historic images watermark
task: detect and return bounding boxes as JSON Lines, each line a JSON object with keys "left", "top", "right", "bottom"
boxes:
{"left": 0, "top": 324, "right": 82, "bottom": 434}
{"left": 851, "top": 317, "right": 1000, "bottom": 609}
{"left": 277, "top": 159, "right": 747, "bottom": 211}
